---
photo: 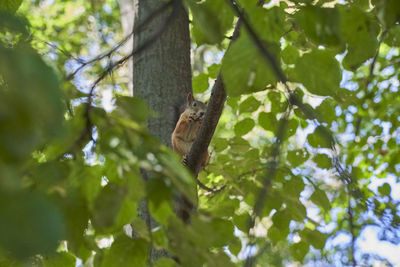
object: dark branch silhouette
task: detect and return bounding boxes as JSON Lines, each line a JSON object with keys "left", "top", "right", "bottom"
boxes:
{"left": 185, "top": 19, "right": 243, "bottom": 177}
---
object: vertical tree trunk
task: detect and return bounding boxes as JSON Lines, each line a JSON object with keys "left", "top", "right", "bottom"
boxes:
{"left": 132, "top": 0, "right": 192, "bottom": 146}
{"left": 121, "top": 0, "right": 193, "bottom": 261}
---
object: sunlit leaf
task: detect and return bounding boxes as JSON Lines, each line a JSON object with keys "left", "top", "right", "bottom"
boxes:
{"left": 234, "top": 118, "right": 255, "bottom": 136}
{"left": 193, "top": 73, "right": 209, "bottom": 93}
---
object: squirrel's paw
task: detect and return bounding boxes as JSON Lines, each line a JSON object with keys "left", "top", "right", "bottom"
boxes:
{"left": 182, "top": 155, "right": 188, "bottom": 166}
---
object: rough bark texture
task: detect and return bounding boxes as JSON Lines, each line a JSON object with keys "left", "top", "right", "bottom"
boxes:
{"left": 132, "top": 0, "right": 192, "bottom": 146}
{"left": 186, "top": 21, "right": 242, "bottom": 177}
{"left": 127, "top": 0, "right": 192, "bottom": 261}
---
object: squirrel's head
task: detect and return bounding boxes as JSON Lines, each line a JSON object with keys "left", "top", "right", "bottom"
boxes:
{"left": 186, "top": 93, "right": 207, "bottom": 121}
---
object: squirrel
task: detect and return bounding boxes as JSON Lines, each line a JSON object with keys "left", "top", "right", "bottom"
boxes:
{"left": 171, "top": 93, "right": 209, "bottom": 170}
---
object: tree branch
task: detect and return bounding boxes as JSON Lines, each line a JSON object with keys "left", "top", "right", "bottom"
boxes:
{"left": 185, "top": 20, "right": 243, "bottom": 177}
{"left": 59, "top": 0, "right": 179, "bottom": 159}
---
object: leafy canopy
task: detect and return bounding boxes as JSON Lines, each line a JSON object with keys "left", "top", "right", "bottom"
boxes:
{"left": 1, "top": 0, "right": 400, "bottom": 266}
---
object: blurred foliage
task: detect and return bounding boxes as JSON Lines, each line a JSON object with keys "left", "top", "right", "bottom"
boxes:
{"left": 0, "top": 0, "right": 400, "bottom": 266}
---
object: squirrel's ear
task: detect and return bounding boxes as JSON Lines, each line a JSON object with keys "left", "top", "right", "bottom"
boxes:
{"left": 187, "top": 93, "right": 194, "bottom": 104}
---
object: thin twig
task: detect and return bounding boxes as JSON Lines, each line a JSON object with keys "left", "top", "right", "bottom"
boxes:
{"left": 59, "top": 0, "right": 179, "bottom": 159}
{"left": 368, "top": 30, "right": 387, "bottom": 79}
{"left": 66, "top": 1, "right": 173, "bottom": 81}
{"left": 222, "top": 1, "right": 363, "bottom": 266}
{"left": 197, "top": 180, "right": 226, "bottom": 193}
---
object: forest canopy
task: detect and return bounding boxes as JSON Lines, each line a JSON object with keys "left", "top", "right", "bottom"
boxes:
{"left": 0, "top": 0, "right": 400, "bottom": 266}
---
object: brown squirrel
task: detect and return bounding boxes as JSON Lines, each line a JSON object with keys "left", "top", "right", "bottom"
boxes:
{"left": 171, "top": 93, "right": 208, "bottom": 169}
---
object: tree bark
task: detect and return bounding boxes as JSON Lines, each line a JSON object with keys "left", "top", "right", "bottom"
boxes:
{"left": 124, "top": 0, "right": 192, "bottom": 261}
{"left": 132, "top": 0, "right": 191, "bottom": 146}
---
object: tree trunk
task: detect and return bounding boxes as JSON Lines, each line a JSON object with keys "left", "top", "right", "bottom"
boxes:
{"left": 132, "top": 0, "right": 192, "bottom": 146}
{"left": 121, "top": 0, "right": 192, "bottom": 261}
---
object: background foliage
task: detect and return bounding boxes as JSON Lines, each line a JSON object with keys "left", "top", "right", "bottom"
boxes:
{"left": 0, "top": 0, "right": 400, "bottom": 266}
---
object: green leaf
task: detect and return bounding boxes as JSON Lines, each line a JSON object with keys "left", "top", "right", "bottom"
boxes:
{"left": 290, "top": 241, "right": 309, "bottom": 262}
{"left": 268, "top": 91, "right": 287, "bottom": 113}
{"left": 187, "top": 0, "right": 233, "bottom": 45}
{"left": 288, "top": 149, "right": 309, "bottom": 167}
{"left": 313, "top": 154, "right": 332, "bottom": 169}
{"left": 58, "top": 192, "right": 89, "bottom": 256}
{"left": 193, "top": 73, "right": 209, "bottom": 93}
{"left": 372, "top": 0, "right": 400, "bottom": 27}
{"left": 101, "top": 236, "right": 149, "bottom": 267}
{"left": 283, "top": 176, "right": 305, "bottom": 198}
{"left": 293, "top": 50, "right": 341, "bottom": 96}
{"left": 307, "top": 126, "right": 333, "bottom": 148}
{"left": 229, "top": 137, "right": 251, "bottom": 153}
{"left": 310, "top": 189, "right": 331, "bottom": 211}
{"left": 212, "top": 137, "right": 229, "bottom": 152}
{"left": 385, "top": 24, "right": 400, "bottom": 47}
{"left": 207, "top": 63, "right": 220, "bottom": 79}
{"left": 92, "top": 184, "right": 127, "bottom": 230}
{"left": 286, "top": 199, "right": 307, "bottom": 221}
{"left": 192, "top": 216, "right": 234, "bottom": 248}
{"left": 0, "top": 11, "right": 29, "bottom": 35}
{"left": 239, "top": 96, "right": 261, "bottom": 113}
{"left": 272, "top": 210, "right": 291, "bottom": 230}
{"left": 233, "top": 212, "right": 251, "bottom": 232}
{"left": 245, "top": 5, "right": 288, "bottom": 42}
{"left": 115, "top": 197, "right": 137, "bottom": 229}
{"left": 234, "top": 118, "right": 255, "bottom": 136}
{"left": 315, "top": 98, "right": 336, "bottom": 124}
{"left": 222, "top": 34, "right": 279, "bottom": 97}
{"left": 228, "top": 237, "right": 242, "bottom": 256}
{"left": 42, "top": 252, "right": 76, "bottom": 267}
{"left": 295, "top": 6, "right": 342, "bottom": 47}
{"left": 288, "top": 0, "right": 313, "bottom": 3}
{"left": 282, "top": 45, "right": 300, "bottom": 65}
{"left": 0, "top": 0, "right": 23, "bottom": 13}
{"left": 300, "top": 229, "right": 328, "bottom": 249}
{"left": 0, "top": 192, "right": 64, "bottom": 259}
{"left": 206, "top": 196, "right": 239, "bottom": 217}
{"left": 147, "top": 178, "right": 174, "bottom": 225}
{"left": 80, "top": 166, "right": 102, "bottom": 208}
{"left": 154, "top": 258, "right": 179, "bottom": 267}
{"left": 115, "top": 96, "right": 151, "bottom": 123}
{"left": 378, "top": 183, "right": 391, "bottom": 196}
{"left": 287, "top": 118, "right": 299, "bottom": 137}
{"left": 259, "top": 112, "right": 277, "bottom": 133}
{"left": 0, "top": 44, "right": 64, "bottom": 163}
{"left": 157, "top": 151, "right": 197, "bottom": 204}
{"left": 207, "top": 251, "right": 236, "bottom": 267}
{"left": 339, "top": 6, "right": 379, "bottom": 70}
{"left": 268, "top": 225, "right": 289, "bottom": 243}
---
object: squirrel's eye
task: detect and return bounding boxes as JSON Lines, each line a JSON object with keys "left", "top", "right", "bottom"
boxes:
{"left": 192, "top": 102, "right": 197, "bottom": 107}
